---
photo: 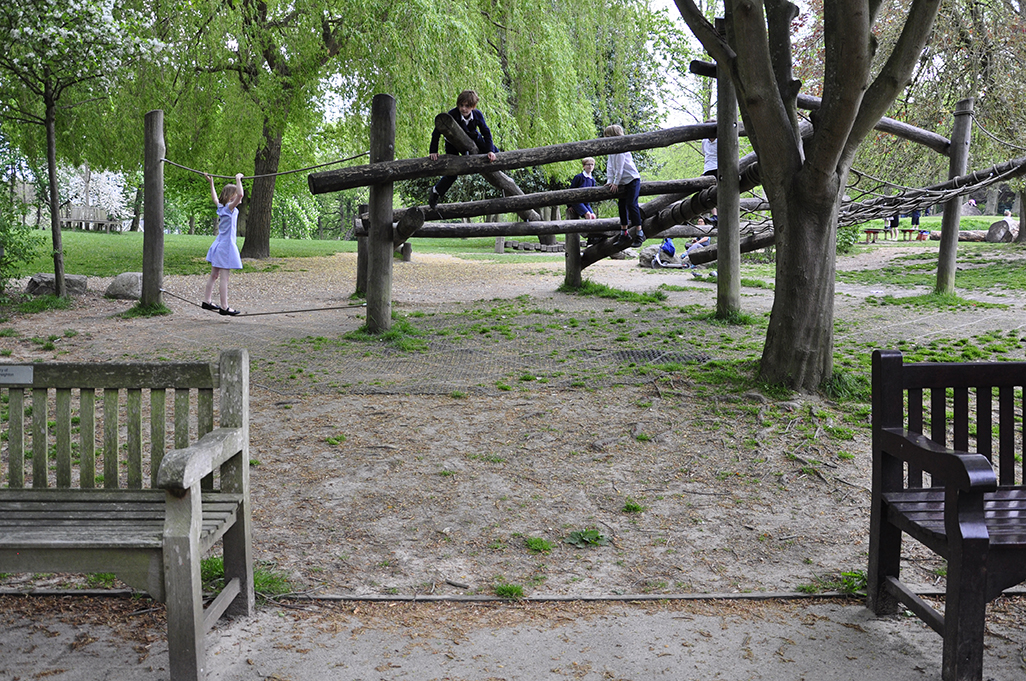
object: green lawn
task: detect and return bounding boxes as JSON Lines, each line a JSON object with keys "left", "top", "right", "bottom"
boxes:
{"left": 16, "top": 231, "right": 357, "bottom": 277}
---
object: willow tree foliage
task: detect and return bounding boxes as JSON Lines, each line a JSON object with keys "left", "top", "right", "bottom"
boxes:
{"left": 0, "top": 0, "right": 160, "bottom": 296}
{"left": 674, "top": 0, "right": 943, "bottom": 390}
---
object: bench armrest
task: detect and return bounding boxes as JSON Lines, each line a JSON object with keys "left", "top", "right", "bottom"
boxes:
{"left": 157, "top": 427, "right": 246, "bottom": 492}
{"left": 879, "top": 426, "right": 997, "bottom": 492}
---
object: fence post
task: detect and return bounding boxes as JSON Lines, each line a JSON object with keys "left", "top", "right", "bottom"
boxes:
{"left": 935, "top": 98, "right": 973, "bottom": 295}
{"left": 366, "top": 94, "right": 395, "bottom": 333}
{"left": 142, "top": 110, "right": 165, "bottom": 307}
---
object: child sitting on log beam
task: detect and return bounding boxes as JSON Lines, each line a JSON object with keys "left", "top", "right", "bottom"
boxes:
{"left": 428, "top": 90, "right": 497, "bottom": 209}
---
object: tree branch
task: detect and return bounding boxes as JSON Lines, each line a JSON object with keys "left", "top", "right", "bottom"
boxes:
{"left": 803, "top": 0, "right": 871, "bottom": 181}
{"left": 847, "top": 0, "right": 944, "bottom": 156}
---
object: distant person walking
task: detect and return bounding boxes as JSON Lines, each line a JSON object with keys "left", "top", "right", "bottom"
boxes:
{"left": 202, "top": 173, "right": 244, "bottom": 316}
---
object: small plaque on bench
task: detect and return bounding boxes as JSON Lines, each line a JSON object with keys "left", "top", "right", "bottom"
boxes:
{"left": 0, "top": 365, "right": 32, "bottom": 385}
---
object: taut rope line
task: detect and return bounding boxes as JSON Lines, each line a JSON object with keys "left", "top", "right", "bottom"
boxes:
{"left": 161, "top": 152, "right": 370, "bottom": 180}
{"left": 160, "top": 288, "right": 367, "bottom": 316}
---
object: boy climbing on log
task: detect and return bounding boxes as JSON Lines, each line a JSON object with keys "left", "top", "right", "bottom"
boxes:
{"left": 428, "top": 90, "right": 497, "bottom": 209}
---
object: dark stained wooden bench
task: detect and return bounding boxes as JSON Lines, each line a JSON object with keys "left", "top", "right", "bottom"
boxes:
{"left": 868, "top": 349, "right": 1026, "bottom": 681}
{"left": 0, "top": 350, "right": 253, "bottom": 680}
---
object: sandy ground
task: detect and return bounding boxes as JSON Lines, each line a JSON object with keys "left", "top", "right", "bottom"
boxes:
{"left": 2, "top": 242, "right": 1026, "bottom": 679}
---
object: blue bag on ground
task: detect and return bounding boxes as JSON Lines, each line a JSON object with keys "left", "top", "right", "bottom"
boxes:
{"left": 660, "top": 238, "right": 675, "bottom": 257}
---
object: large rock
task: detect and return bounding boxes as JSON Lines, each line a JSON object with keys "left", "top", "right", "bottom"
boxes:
{"left": 105, "top": 272, "right": 143, "bottom": 300}
{"left": 25, "top": 273, "right": 87, "bottom": 296}
{"left": 986, "top": 219, "right": 1018, "bottom": 243}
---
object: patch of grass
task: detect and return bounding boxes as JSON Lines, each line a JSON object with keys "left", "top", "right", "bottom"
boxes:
{"left": 343, "top": 315, "right": 428, "bottom": 352}
{"left": 494, "top": 582, "right": 524, "bottom": 599}
{"left": 622, "top": 498, "right": 646, "bottom": 514}
{"left": 122, "top": 302, "right": 173, "bottom": 318}
{"left": 201, "top": 557, "right": 293, "bottom": 597}
{"left": 325, "top": 434, "right": 346, "bottom": 446}
{"left": 558, "top": 279, "right": 667, "bottom": 304}
{"left": 797, "top": 569, "right": 868, "bottom": 595}
{"left": 86, "top": 573, "right": 118, "bottom": 589}
{"left": 822, "top": 369, "right": 871, "bottom": 402}
{"left": 868, "top": 291, "right": 1006, "bottom": 310}
{"left": 525, "top": 537, "right": 553, "bottom": 554}
{"left": 17, "top": 295, "right": 73, "bottom": 314}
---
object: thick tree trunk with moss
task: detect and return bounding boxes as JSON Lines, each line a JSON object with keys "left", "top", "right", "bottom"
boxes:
{"left": 759, "top": 187, "right": 840, "bottom": 388}
{"left": 241, "top": 121, "right": 282, "bottom": 260}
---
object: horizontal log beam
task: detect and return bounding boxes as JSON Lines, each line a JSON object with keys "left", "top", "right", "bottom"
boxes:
{"left": 688, "top": 229, "right": 776, "bottom": 265}
{"left": 359, "top": 218, "right": 719, "bottom": 240}
{"left": 309, "top": 124, "right": 720, "bottom": 194}
{"left": 387, "top": 178, "right": 715, "bottom": 223}
{"left": 689, "top": 60, "right": 951, "bottom": 156}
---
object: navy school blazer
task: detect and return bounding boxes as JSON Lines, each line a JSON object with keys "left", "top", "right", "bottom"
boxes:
{"left": 430, "top": 108, "right": 497, "bottom": 156}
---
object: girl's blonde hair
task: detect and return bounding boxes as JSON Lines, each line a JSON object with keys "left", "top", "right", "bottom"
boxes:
{"left": 603, "top": 124, "right": 624, "bottom": 137}
{"left": 218, "top": 184, "right": 238, "bottom": 206}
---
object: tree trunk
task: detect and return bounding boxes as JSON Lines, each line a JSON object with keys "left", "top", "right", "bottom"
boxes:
{"left": 241, "top": 120, "right": 281, "bottom": 259}
{"left": 44, "top": 89, "right": 66, "bottom": 298}
{"left": 1017, "top": 191, "right": 1026, "bottom": 243}
{"left": 130, "top": 185, "right": 143, "bottom": 231}
{"left": 759, "top": 193, "right": 838, "bottom": 391}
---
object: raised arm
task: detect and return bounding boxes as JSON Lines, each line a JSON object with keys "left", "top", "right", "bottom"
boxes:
{"left": 206, "top": 174, "right": 219, "bottom": 205}
{"left": 227, "top": 173, "right": 244, "bottom": 210}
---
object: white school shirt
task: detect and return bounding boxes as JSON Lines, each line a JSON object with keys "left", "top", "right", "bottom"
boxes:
{"left": 606, "top": 151, "right": 640, "bottom": 186}
{"left": 703, "top": 138, "right": 718, "bottom": 173}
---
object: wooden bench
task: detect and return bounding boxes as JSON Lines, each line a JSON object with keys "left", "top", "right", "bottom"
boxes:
{"left": 900, "top": 228, "right": 920, "bottom": 240}
{"left": 863, "top": 228, "right": 884, "bottom": 243}
{"left": 0, "top": 350, "right": 253, "bottom": 680}
{"left": 868, "top": 349, "right": 1026, "bottom": 681}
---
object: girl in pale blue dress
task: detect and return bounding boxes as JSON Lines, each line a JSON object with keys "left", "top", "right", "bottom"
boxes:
{"left": 202, "top": 173, "right": 244, "bottom": 315}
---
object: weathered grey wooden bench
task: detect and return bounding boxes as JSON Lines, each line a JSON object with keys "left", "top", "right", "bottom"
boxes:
{"left": 868, "top": 349, "right": 1026, "bottom": 681}
{"left": 0, "top": 349, "right": 253, "bottom": 680}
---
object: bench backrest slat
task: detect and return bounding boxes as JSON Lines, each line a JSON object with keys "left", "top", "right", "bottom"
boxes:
{"left": 878, "top": 351, "right": 1026, "bottom": 488}
{"left": 81, "top": 389, "right": 95, "bottom": 489}
{"left": 3, "top": 362, "right": 219, "bottom": 490}
{"left": 8, "top": 389, "right": 23, "bottom": 488}
{"left": 56, "top": 388, "right": 72, "bottom": 487}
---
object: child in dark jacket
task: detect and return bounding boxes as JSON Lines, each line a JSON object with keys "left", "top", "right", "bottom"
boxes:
{"left": 428, "top": 90, "right": 497, "bottom": 209}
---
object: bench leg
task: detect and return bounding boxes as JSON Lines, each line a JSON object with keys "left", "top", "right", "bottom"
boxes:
{"left": 867, "top": 505, "right": 903, "bottom": 615}
{"left": 942, "top": 536, "right": 989, "bottom": 681}
{"left": 221, "top": 454, "right": 254, "bottom": 618}
{"left": 164, "top": 489, "right": 205, "bottom": 681}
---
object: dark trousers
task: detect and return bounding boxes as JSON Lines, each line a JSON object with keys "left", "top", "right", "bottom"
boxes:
{"left": 617, "top": 178, "right": 642, "bottom": 227}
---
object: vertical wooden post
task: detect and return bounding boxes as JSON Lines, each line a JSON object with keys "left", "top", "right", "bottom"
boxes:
{"left": 143, "top": 110, "right": 165, "bottom": 308}
{"left": 355, "top": 205, "right": 368, "bottom": 297}
{"left": 936, "top": 98, "right": 973, "bottom": 295}
{"left": 715, "top": 18, "right": 741, "bottom": 317}
{"left": 366, "top": 95, "right": 395, "bottom": 333}
{"left": 564, "top": 231, "right": 582, "bottom": 288}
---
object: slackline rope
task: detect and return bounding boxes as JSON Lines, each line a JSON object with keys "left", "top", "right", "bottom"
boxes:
{"left": 161, "top": 151, "right": 370, "bottom": 180}
{"left": 160, "top": 288, "right": 366, "bottom": 316}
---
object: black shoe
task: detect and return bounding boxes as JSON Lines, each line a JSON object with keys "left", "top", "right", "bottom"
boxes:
{"left": 219, "top": 307, "right": 241, "bottom": 316}
{"left": 631, "top": 230, "right": 646, "bottom": 248}
{"left": 201, "top": 301, "right": 220, "bottom": 312}
{"left": 615, "top": 231, "right": 633, "bottom": 250}
{"left": 428, "top": 189, "right": 439, "bottom": 210}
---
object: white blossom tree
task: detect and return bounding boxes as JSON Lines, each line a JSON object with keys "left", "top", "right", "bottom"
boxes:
{"left": 0, "top": 0, "right": 160, "bottom": 296}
